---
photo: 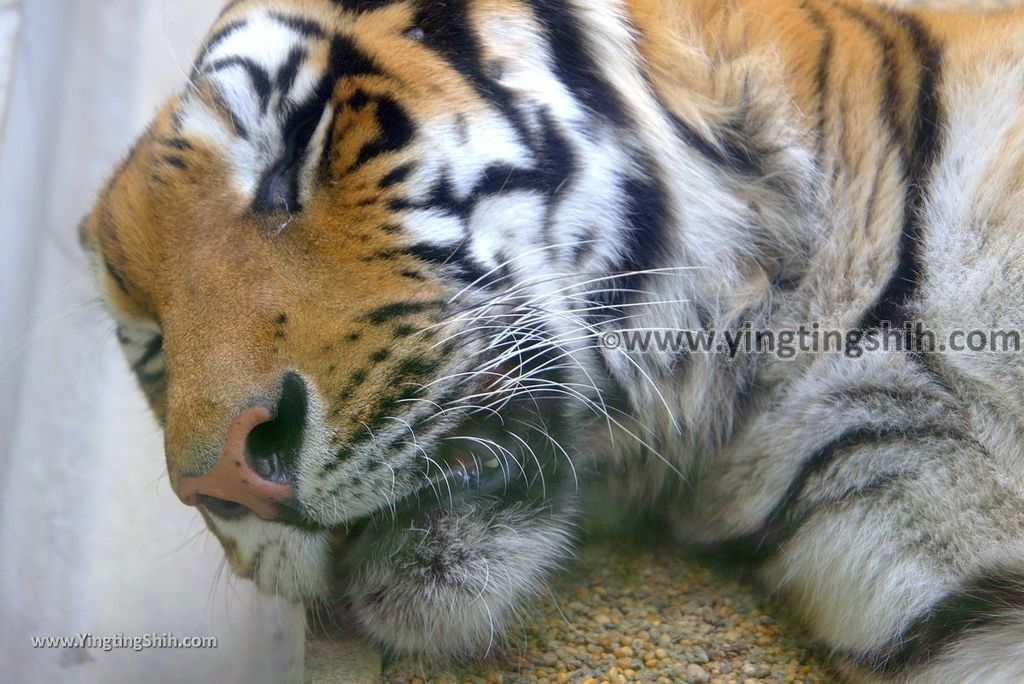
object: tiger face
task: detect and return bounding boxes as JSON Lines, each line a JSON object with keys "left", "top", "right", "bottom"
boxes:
{"left": 78, "top": 0, "right": 654, "bottom": 655}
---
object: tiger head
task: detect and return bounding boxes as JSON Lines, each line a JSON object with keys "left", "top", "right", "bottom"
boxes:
{"left": 79, "top": 0, "right": 673, "bottom": 656}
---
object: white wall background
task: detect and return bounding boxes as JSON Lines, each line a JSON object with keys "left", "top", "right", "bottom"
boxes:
{"left": 0, "top": 2, "right": 305, "bottom": 682}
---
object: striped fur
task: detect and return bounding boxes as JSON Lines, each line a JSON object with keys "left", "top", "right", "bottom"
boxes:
{"left": 80, "top": 0, "right": 1024, "bottom": 678}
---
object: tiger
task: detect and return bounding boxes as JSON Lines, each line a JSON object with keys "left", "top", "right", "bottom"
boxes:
{"left": 78, "top": 0, "right": 1024, "bottom": 680}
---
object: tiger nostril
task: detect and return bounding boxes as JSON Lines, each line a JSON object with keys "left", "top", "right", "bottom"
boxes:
{"left": 197, "top": 494, "right": 250, "bottom": 520}
{"left": 176, "top": 373, "right": 306, "bottom": 522}
{"left": 246, "top": 372, "right": 307, "bottom": 485}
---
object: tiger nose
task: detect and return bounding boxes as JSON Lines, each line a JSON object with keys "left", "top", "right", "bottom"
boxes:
{"left": 177, "top": 373, "right": 307, "bottom": 521}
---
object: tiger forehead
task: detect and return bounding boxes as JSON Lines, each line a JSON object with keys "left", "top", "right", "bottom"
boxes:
{"left": 173, "top": 0, "right": 500, "bottom": 217}
{"left": 86, "top": 0, "right": 543, "bottom": 315}
{"left": 202, "top": 0, "right": 489, "bottom": 113}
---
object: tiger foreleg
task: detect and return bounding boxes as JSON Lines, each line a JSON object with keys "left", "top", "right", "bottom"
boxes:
{"left": 757, "top": 432, "right": 1024, "bottom": 683}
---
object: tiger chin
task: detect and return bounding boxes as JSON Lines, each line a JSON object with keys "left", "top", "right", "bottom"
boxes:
{"left": 82, "top": 0, "right": 1024, "bottom": 681}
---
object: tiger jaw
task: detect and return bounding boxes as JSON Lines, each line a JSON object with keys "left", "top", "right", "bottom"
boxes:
{"left": 202, "top": 448, "right": 535, "bottom": 606}
{"left": 200, "top": 399, "right": 578, "bottom": 657}
{"left": 204, "top": 394, "right": 569, "bottom": 601}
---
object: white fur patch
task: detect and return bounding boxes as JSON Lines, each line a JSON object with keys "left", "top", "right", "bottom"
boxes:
{"left": 177, "top": 8, "right": 332, "bottom": 203}
{"left": 206, "top": 513, "right": 331, "bottom": 602}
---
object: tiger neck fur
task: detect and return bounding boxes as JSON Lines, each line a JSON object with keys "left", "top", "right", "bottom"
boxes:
{"left": 461, "top": 0, "right": 826, "bottom": 467}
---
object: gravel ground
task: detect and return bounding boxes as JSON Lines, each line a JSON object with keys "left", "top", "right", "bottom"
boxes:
{"left": 384, "top": 537, "right": 838, "bottom": 684}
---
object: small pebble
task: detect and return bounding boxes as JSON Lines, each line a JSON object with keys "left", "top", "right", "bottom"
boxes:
{"left": 687, "top": 663, "right": 711, "bottom": 683}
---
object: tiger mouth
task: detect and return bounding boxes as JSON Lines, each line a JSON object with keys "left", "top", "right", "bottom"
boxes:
{"left": 277, "top": 406, "right": 561, "bottom": 534}
{"left": 267, "top": 442, "right": 508, "bottom": 590}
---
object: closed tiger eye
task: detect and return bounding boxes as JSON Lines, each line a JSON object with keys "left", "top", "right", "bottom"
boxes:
{"left": 405, "top": 27, "right": 425, "bottom": 41}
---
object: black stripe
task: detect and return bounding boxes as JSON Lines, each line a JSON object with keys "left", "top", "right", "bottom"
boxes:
{"left": 162, "top": 155, "right": 187, "bottom": 170}
{"left": 378, "top": 163, "right": 413, "bottom": 188}
{"left": 315, "top": 37, "right": 383, "bottom": 184}
{"left": 104, "top": 260, "right": 131, "bottom": 295}
{"left": 255, "top": 36, "right": 378, "bottom": 213}
{"left": 414, "top": 0, "right": 531, "bottom": 142}
{"left": 334, "top": 0, "right": 395, "bottom": 12}
{"left": 363, "top": 301, "right": 446, "bottom": 325}
{"left": 413, "top": 0, "right": 504, "bottom": 103}
{"left": 473, "top": 164, "right": 548, "bottom": 197}
{"left": 253, "top": 115, "right": 322, "bottom": 212}
{"left": 716, "top": 424, "right": 954, "bottom": 561}
{"left": 521, "top": 0, "right": 629, "bottom": 126}
{"left": 404, "top": 243, "right": 490, "bottom": 286}
{"left": 860, "top": 166, "right": 884, "bottom": 236}
{"left": 132, "top": 335, "right": 163, "bottom": 370}
{"left": 346, "top": 89, "right": 371, "bottom": 111}
{"left": 320, "top": 108, "right": 345, "bottom": 179}
{"left": 206, "top": 88, "right": 250, "bottom": 139}
{"left": 869, "top": 10, "right": 945, "bottom": 329}
{"left": 351, "top": 95, "right": 415, "bottom": 169}
{"left": 193, "top": 20, "right": 248, "bottom": 75}
{"left": 388, "top": 114, "right": 573, "bottom": 271}
{"left": 275, "top": 47, "right": 308, "bottom": 97}
{"left": 843, "top": 6, "right": 945, "bottom": 329}
{"left": 597, "top": 157, "right": 673, "bottom": 312}
{"left": 392, "top": 156, "right": 562, "bottom": 220}
{"left": 841, "top": 6, "right": 907, "bottom": 148}
{"left": 855, "top": 568, "right": 1024, "bottom": 674}
{"left": 269, "top": 12, "right": 326, "bottom": 39}
{"left": 164, "top": 137, "right": 194, "bottom": 152}
{"left": 325, "top": 33, "right": 380, "bottom": 79}
{"left": 204, "top": 57, "right": 272, "bottom": 114}
{"left": 136, "top": 368, "right": 167, "bottom": 387}
{"left": 802, "top": 1, "right": 834, "bottom": 163}
{"left": 669, "top": 114, "right": 762, "bottom": 176}
{"left": 533, "top": 110, "right": 577, "bottom": 240}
